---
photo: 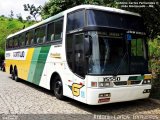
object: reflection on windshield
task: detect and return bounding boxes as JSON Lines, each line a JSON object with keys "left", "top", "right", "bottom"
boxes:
{"left": 88, "top": 31, "right": 128, "bottom": 75}
{"left": 88, "top": 31, "right": 148, "bottom": 75}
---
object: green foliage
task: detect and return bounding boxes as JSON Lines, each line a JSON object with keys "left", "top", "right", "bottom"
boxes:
{"left": 41, "top": 0, "right": 160, "bottom": 39}
{"left": 0, "top": 16, "right": 36, "bottom": 60}
{"left": 117, "top": 0, "right": 160, "bottom": 39}
{"left": 16, "top": 13, "right": 23, "bottom": 22}
{"left": 149, "top": 36, "right": 160, "bottom": 75}
{"left": 41, "top": 0, "right": 117, "bottom": 19}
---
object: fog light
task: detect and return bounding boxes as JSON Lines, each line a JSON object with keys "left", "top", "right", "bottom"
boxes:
{"left": 99, "top": 93, "right": 111, "bottom": 98}
{"left": 143, "top": 89, "right": 151, "bottom": 93}
{"left": 142, "top": 79, "right": 151, "bottom": 84}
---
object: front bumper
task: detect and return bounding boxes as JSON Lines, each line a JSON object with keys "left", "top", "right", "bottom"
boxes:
{"left": 87, "top": 85, "right": 151, "bottom": 105}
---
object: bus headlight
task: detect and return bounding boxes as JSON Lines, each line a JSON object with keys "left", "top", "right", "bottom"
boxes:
{"left": 142, "top": 79, "right": 151, "bottom": 84}
{"left": 98, "top": 82, "right": 111, "bottom": 87}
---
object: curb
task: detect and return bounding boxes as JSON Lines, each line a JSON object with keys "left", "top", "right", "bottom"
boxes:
{"left": 149, "top": 98, "right": 160, "bottom": 105}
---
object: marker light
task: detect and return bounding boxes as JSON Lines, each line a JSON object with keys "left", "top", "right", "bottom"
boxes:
{"left": 91, "top": 82, "right": 97, "bottom": 87}
{"left": 98, "top": 82, "right": 111, "bottom": 87}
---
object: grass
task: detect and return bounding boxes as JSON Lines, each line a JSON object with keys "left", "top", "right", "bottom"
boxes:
{"left": 0, "top": 16, "right": 36, "bottom": 53}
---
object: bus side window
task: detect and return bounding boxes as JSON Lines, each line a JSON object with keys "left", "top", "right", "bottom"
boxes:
{"left": 19, "top": 33, "right": 25, "bottom": 47}
{"left": 36, "top": 26, "right": 46, "bottom": 44}
{"left": 26, "top": 30, "right": 34, "bottom": 46}
{"left": 67, "top": 10, "right": 84, "bottom": 32}
{"left": 25, "top": 32, "right": 29, "bottom": 45}
{"left": 13, "top": 37, "right": 18, "bottom": 48}
{"left": 6, "top": 39, "right": 9, "bottom": 49}
{"left": 47, "top": 22, "right": 54, "bottom": 42}
{"left": 9, "top": 38, "right": 13, "bottom": 48}
{"left": 54, "top": 19, "right": 63, "bottom": 40}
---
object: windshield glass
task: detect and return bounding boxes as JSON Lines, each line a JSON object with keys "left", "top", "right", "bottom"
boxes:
{"left": 87, "top": 31, "right": 148, "bottom": 75}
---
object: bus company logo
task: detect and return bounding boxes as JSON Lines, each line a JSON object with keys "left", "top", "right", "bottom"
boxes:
{"left": 103, "top": 77, "right": 121, "bottom": 81}
{"left": 68, "top": 83, "right": 84, "bottom": 97}
{"left": 50, "top": 53, "right": 61, "bottom": 59}
{"left": 13, "top": 51, "right": 25, "bottom": 58}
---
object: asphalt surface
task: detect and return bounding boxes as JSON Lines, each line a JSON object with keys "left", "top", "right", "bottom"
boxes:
{"left": 0, "top": 71, "right": 160, "bottom": 120}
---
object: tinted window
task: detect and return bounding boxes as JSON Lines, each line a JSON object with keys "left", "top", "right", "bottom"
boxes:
{"left": 26, "top": 30, "right": 34, "bottom": 45}
{"left": 131, "top": 39, "right": 144, "bottom": 57}
{"left": 47, "top": 22, "right": 54, "bottom": 41}
{"left": 6, "top": 39, "right": 9, "bottom": 49}
{"left": 8, "top": 38, "right": 13, "bottom": 48}
{"left": 13, "top": 37, "right": 19, "bottom": 48}
{"left": 67, "top": 10, "right": 85, "bottom": 32}
{"left": 35, "top": 26, "right": 46, "bottom": 44}
{"left": 87, "top": 10, "right": 144, "bottom": 31}
{"left": 19, "top": 33, "right": 25, "bottom": 47}
{"left": 66, "top": 34, "right": 73, "bottom": 70}
{"left": 54, "top": 19, "right": 63, "bottom": 40}
{"left": 74, "top": 34, "right": 85, "bottom": 77}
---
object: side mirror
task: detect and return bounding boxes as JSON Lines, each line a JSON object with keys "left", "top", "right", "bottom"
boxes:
{"left": 84, "top": 35, "right": 92, "bottom": 56}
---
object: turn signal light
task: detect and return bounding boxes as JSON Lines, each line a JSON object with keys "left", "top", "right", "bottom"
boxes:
{"left": 91, "top": 82, "right": 97, "bottom": 87}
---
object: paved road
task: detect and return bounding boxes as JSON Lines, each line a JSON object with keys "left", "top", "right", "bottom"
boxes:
{"left": 0, "top": 71, "right": 160, "bottom": 120}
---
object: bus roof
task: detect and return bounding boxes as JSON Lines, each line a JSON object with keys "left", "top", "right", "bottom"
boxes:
{"left": 7, "top": 5, "right": 141, "bottom": 39}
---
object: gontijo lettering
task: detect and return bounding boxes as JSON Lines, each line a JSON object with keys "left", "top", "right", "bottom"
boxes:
{"left": 13, "top": 51, "right": 25, "bottom": 58}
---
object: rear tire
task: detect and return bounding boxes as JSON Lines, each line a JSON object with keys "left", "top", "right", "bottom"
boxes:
{"left": 11, "top": 70, "right": 15, "bottom": 80}
{"left": 11, "top": 69, "right": 19, "bottom": 82}
{"left": 53, "top": 76, "right": 64, "bottom": 100}
{"left": 14, "top": 69, "right": 19, "bottom": 82}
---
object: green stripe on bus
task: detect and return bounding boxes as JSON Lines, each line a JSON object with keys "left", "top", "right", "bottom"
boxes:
{"left": 27, "top": 47, "right": 41, "bottom": 83}
{"left": 32, "top": 46, "right": 51, "bottom": 85}
{"left": 128, "top": 76, "right": 144, "bottom": 80}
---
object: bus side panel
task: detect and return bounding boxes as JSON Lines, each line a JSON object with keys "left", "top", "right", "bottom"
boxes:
{"left": 19, "top": 48, "right": 34, "bottom": 80}
{"left": 27, "top": 46, "right": 51, "bottom": 85}
{"left": 5, "top": 48, "right": 34, "bottom": 81}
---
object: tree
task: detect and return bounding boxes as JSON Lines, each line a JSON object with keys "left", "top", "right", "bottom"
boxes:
{"left": 24, "top": 4, "right": 42, "bottom": 21}
{"left": 16, "top": 13, "right": 23, "bottom": 22}
{"left": 118, "top": 0, "right": 160, "bottom": 39}
{"left": 41, "top": 0, "right": 160, "bottom": 39}
{"left": 9, "top": 10, "right": 14, "bottom": 19}
{"left": 41, "top": 0, "right": 117, "bottom": 19}
{"left": 26, "top": 16, "right": 31, "bottom": 22}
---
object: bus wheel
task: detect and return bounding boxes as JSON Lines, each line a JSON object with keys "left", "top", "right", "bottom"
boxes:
{"left": 53, "top": 76, "right": 64, "bottom": 100}
{"left": 14, "top": 69, "right": 19, "bottom": 82}
{"left": 11, "top": 70, "right": 15, "bottom": 80}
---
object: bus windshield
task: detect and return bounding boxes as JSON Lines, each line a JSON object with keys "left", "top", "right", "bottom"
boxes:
{"left": 88, "top": 31, "right": 148, "bottom": 75}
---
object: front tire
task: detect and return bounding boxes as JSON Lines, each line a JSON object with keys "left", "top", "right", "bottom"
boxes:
{"left": 53, "top": 76, "right": 64, "bottom": 100}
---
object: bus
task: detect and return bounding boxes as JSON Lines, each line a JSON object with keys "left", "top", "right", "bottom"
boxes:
{"left": 5, "top": 5, "right": 152, "bottom": 105}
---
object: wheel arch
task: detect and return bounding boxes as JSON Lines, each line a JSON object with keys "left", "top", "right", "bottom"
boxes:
{"left": 50, "top": 72, "right": 62, "bottom": 90}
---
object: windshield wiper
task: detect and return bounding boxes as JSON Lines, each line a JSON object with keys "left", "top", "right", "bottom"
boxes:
{"left": 113, "top": 52, "right": 128, "bottom": 76}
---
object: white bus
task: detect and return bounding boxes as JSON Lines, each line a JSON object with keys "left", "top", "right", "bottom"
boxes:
{"left": 5, "top": 5, "right": 152, "bottom": 105}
